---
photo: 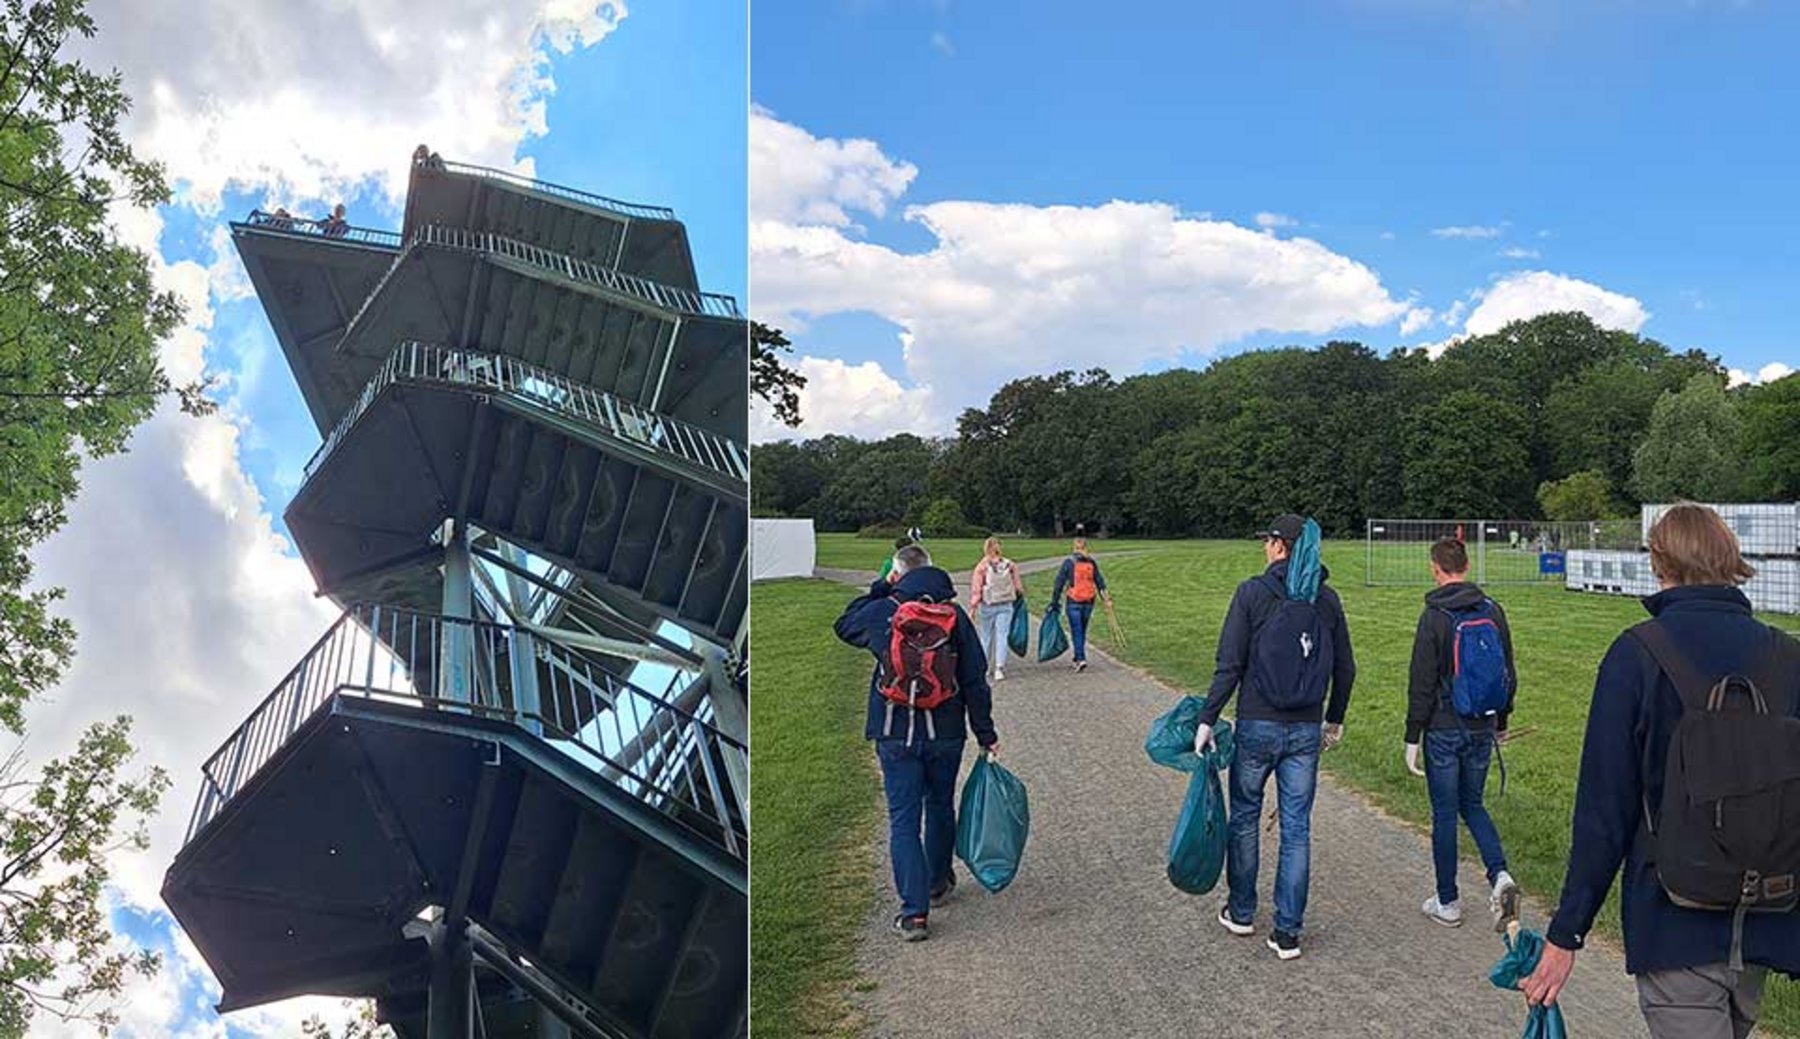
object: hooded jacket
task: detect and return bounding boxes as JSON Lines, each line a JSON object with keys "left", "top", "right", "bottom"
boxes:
{"left": 1546, "top": 585, "right": 1800, "bottom": 976}
{"left": 833, "top": 566, "right": 998, "bottom": 747}
{"left": 1406, "top": 582, "right": 1517, "bottom": 743}
{"left": 1196, "top": 559, "right": 1356, "bottom": 728}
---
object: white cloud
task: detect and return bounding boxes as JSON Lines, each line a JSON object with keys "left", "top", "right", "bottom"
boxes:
{"left": 1400, "top": 307, "right": 1435, "bottom": 336}
{"left": 1461, "top": 270, "right": 1649, "bottom": 337}
{"left": 76, "top": 0, "right": 629, "bottom": 210}
{"left": 749, "top": 113, "right": 1411, "bottom": 417}
{"left": 1254, "top": 211, "right": 1298, "bottom": 229}
{"left": 1441, "top": 299, "right": 1469, "bottom": 328}
{"left": 1729, "top": 361, "right": 1794, "bottom": 387}
{"left": 749, "top": 107, "right": 917, "bottom": 230}
{"left": 752, "top": 354, "right": 942, "bottom": 441}
{"left": 1431, "top": 224, "right": 1504, "bottom": 239}
{"left": 1499, "top": 246, "right": 1540, "bottom": 260}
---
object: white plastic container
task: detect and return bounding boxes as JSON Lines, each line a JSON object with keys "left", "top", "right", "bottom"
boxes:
{"left": 1642, "top": 502, "right": 1799, "bottom": 558}
{"left": 1565, "top": 550, "right": 1658, "bottom": 598}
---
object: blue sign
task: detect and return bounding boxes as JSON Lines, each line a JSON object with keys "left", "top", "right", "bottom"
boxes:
{"left": 1539, "top": 551, "right": 1567, "bottom": 575}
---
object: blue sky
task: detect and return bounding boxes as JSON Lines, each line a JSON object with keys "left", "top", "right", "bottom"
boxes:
{"left": 748, "top": 0, "right": 1797, "bottom": 438}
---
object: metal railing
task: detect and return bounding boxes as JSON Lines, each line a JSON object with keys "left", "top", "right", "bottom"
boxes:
{"left": 416, "top": 154, "right": 677, "bottom": 223}
{"left": 340, "top": 223, "right": 740, "bottom": 347}
{"left": 302, "top": 342, "right": 749, "bottom": 489}
{"left": 238, "top": 209, "right": 404, "bottom": 249}
{"left": 184, "top": 604, "right": 748, "bottom": 858}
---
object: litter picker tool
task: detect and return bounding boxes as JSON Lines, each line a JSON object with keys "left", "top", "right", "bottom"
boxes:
{"left": 1103, "top": 597, "right": 1128, "bottom": 648}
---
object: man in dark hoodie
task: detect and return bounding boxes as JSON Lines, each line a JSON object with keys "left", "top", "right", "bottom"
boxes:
{"left": 1524, "top": 504, "right": 1800, "bottom": 1037}
{"left": 1406, "top": 537, "right": 1521, "bottom": 931}
{"left": 834, "top": 544, "right": 999, "bottom": 942}
{"left": 1194, "top": 514, "right": 1356, "bottom": 961}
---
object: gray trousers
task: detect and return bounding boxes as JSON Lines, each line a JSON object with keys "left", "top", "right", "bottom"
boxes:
{"left": 1637, "top": 963, "right": 1768, "bottom": 1039}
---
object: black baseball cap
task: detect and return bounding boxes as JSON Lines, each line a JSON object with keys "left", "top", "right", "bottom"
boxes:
{"left": 1254, "top": 514, "right": 1306, "bottom": 542}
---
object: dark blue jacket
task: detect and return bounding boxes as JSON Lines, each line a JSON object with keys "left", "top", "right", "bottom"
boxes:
{"left": 833, "top": 567, "right": 998, "bottom": 747}
{"left": 1197, "top": 560, "right": 1356, "bottom": 727}
{"left": 1547, "top": 585, "right": 1800, "bottom": 977}
{"left": 1050, "top": 553, "right": 1106, "bottom": 606}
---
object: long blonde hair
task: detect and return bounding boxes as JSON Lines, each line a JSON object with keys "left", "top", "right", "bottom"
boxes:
{"left": 983, "top": 535, "right": 1003, "bottom": 561}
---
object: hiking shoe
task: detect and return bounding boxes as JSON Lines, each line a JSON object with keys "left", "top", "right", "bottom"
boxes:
{"left": 930, "top": 872, "right": 957, "bottom": 907}
{"left": 1490, "top": 871, "right": 1521, "bottom": 933}
{"left": 1266, "top": 929, "right": 1301, "bottom": 960}
{"left": 1217, "top": 905, "right": 1254, "bottom": 937}
{"left": 1423, "top": 896, "right": 1463, "bottom": 928}
{"left": 993, "top": 668, "right": 1005, "bottom": 682}
{"left": 1074, "top": 660, "right": 1088, "bottom": 672}
{"left": 894, "top": 914, "right": 929, "bottom": 942}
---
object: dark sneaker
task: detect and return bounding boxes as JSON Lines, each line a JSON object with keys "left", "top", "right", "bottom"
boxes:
{"left": 930, "top": 872, "right": 957, "bottom": 907}
{"left": 1217, "top": 905, "right": 1254, "bottom": 936}
{"left": 894, "top": 914, "right": 929, "bottom": 942}
{"left": 1266, "top": 929, "right": 1301, "bottom": 960}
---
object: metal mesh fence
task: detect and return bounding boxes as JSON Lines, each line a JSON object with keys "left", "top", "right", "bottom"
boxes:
{"left": 1364, "top": 519, "right": 1641, "bottom": 587}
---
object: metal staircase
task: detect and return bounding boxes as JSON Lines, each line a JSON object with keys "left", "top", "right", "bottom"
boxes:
{"left": 164, "top": 150, "right": 748, "bottom": 1038}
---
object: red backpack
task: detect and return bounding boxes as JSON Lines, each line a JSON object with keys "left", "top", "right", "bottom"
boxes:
{"left": 879, "top": 600, "right": 960, "bottom": 713}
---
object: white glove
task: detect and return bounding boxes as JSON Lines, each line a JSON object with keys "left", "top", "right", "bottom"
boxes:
{"left": 1405, "top": 742, "right": 1425, "bottom": 777}
{"left": 1193, "top": 723, "right": 1215, "bottom": 755}
{"left": 1321, "top": 723, "right": 1343, "bottom": 751}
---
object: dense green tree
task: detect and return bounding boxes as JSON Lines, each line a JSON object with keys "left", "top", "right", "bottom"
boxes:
{"left": 1537, "top": 470, "right": 1619, "bottom": 520}
{"left": 1632, "top": 373, "right": 1746, "bottom": 502}
{"left": 1401, "top": 392, "right": 1535, "bottom": 518}
{"left": 809, "top": 434, "right": 934, "bottom": 531}
{"left": 749, "top": 440, "right": 828, "bottom": 517}
{"left": 1739, "top": 374, "right": 1800, "bottom": 500}
{"left": 750, "top": 322, "right": 805, "bottom": 428}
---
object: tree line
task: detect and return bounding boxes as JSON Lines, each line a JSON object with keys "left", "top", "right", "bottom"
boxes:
{"left": 752, "top": 312, "right": 1800, "bottom": 538}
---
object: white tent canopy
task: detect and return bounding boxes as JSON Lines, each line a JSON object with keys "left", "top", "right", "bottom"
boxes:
{"left": 752, "top": 518, "right": 816, "bottom": 581}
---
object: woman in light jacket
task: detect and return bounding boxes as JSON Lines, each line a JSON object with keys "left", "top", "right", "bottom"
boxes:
{"left": 970, "top": 536, "right": 1026, "bottom": 682}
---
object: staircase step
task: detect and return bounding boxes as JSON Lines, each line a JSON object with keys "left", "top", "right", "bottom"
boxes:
{"left": 510, "top": 425, "right": 568, "bottom": 546}
{"left": 486, "top": 777, "right": 579, "bottom": 941}
{"left": 479, "top": 417, "right": 535, "bottom": 528}
{"left": 573, "top": 458, "right": 640, "bottom": 575}
{"left": 608, "top": 472, "right": 675, "bottom": 594}
{"left": 588, "top": 847, "right": 707, "bottom": 1034}
{"left": 677, "top": 501, "right": 747, "bottom": 632}
{"left": 537, "top": 810, "right": 638, "bottom": 979}
{"left": 542, "top": 442, "right": 601, "bottom": 562}
{"left": 641, "top": 487, "right": 714, "bottom": 611}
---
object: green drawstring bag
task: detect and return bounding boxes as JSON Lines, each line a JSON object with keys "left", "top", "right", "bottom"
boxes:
{"left": 1490, "top": 929, "right": 1571, "bottom": 1039}
{"left": 1007, "top": 598, "right": 1030, "bottom": 657}
{"left": 955, "top": 754, "right": 1030, "bottom": 893}
{"left": 1037, "top": 603, "right": 1070, "bottom": 662}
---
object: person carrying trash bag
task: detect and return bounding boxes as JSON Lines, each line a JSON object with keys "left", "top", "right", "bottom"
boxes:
{"left": 833, "top": 543, "right": 1000, "bottom": 943}
{"left": 955, "top": 750, "right": 1030, "bottom": 894}
{"left": 1146, "top": 696, "right": 1235, "bottom": 895}
{"left": 969, "top": 536, "right": 1026, "bottom": 683}
{"left": 1406, "top": 536, "right": 1523, "bottom": 931}
{"left": 1523, "top": 503, "right": 1800, "bottom": 1038}
{"left": 1049, "top": 529, "right": 1110, "bottom": 673}
{"left": 1194, "top": 514, "right": 1356, "bottom": 961}
{"left": 1037, "top": 602, "right": 1070, "bottom": 662}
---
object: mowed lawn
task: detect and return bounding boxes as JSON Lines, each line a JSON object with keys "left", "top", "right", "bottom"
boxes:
{"left": 754, "top": 538, "right": 1800, "bottom": 1036}
{"left": 749, "top": 579, "right": 883, "bottom": 1037}
{"left": 811, "top": 532, "right": 1164, "bottom": 572}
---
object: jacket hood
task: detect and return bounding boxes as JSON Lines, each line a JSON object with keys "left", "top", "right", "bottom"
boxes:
{"left": 1425, "top": 581, "right": 1489, "bottom": 610}
{"left": 1266, "top": 559, "right": 1331, "bottom": 585}
{"left": 893, "top": 566, "right": 958, "bottom": 604}
{"left": 1643, "top": 584, "right": 1752, "bottom": 617}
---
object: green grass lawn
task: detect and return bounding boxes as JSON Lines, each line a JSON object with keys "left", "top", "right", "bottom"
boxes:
{"left": 753, "top": 540, "right": 1800, "bottom": 1036}
{"left": 749, "top": 579, "right": 883, "bottom": 1037}
{"left": 811, "top": 531, "right": 1165, "bottom": 572}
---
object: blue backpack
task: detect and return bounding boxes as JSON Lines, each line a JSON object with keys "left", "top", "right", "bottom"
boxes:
{"left": 1249, "top": 575, "right": 1333, "bottom": 711}
{"left": 1442, "top": 601, "right": 1510, "bottom": 718}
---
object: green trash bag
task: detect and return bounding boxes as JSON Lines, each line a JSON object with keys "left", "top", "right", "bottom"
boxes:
{"left": 1145, "top": 696, "right": 1235, "bottom": 773}
{"left": 955, "top": 754, "right": 1030, "bottom": 893}
{"left": 1162, "top": 719, "right": 1234, "bottom": 894}
{"left": 1037, "top": 603, "right": 1070, "bottom": 662}
{"left": 1007, "top": 598, "right": 1030, "bottom": 658}
{"left": 1490, "top": 928, "right": 1570, "bottom": 1039}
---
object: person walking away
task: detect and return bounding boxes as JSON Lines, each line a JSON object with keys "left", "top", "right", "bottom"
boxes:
{"left": 1522, "top": 503, "right": 1800, "bottom": 1037}
{"left": 970, "top": 536, "right": 1026, "bottom": 682}
{"left": 1406, "top": 537, "right": 1521, "bottom": 930}
{"left": 834, "top": 544, "right": 1000, "bottom": 942}
{"left": 1050, "top": 533, "right": 1110, "bottom": 672}
{"left": 1194, "top": 514, "right": 1356, "bottom": 961}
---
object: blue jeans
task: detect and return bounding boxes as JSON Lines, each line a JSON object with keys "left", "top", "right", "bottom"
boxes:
{"left": 1227, "top": 719, "right": 1322, "bottom": 935}
{"left": 978, "top": 602, "right": 1012, "bottom": 671}
{"left": 1066, "top": 601, "right": 1094, "bottom": 662}
{"left": 1424, "top": 727, "right": 1508, "bottom": 905}
{"left": 876, "top": 737, "right": 965, "bottom": 918}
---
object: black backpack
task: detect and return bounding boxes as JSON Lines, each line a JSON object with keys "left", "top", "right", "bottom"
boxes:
{"left": 1248, "top": 575, "right": 1333, "bottom": 712}
{"left": 1629, "top": 620, "right": 1800, "bottom": 965}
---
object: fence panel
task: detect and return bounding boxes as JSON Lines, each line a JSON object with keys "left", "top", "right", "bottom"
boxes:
{"left": 1364, "top": 518, "right": 1640, "bottom": 587}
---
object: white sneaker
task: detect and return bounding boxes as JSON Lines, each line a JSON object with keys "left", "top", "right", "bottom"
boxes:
{"left": 993, "top": 668, "right": 1005, "bottom": 682}
{"left": 1490, "top": 871, "right": 1521, "bottom": 933}
{"left": 1423, "top": 896, "right": 1463, "bottom": 927}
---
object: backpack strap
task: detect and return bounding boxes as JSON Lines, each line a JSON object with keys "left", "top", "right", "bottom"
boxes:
{"left": 1626, "top": 620, "right": 1715, "bottom": 712}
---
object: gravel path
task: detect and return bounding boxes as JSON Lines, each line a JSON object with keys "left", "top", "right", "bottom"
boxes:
{"left": 824, "top": 566, "right": 1649, "bottom": 1039}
